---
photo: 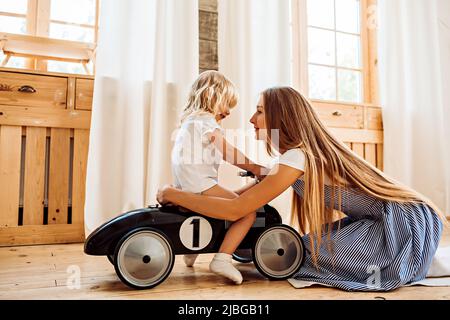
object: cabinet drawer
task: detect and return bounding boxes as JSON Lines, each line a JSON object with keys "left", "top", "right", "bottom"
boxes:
{"left": 0, "top": 71, "right": 67, "bottom": 109}
{"left": 312, "top": 102, "right": 364, "bottom": 129}
{"left": 75, "top": 79, "right": 94, "bottom": 110}
{"left": 367, "top": 107, "right": 383, "bottom": 130}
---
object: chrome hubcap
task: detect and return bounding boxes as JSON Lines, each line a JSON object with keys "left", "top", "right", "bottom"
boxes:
{"left": 117, "top": 230, "right": 172, "bottom": 287}
{"left": 255, "top": 227, "right": 302, "bottom": 277}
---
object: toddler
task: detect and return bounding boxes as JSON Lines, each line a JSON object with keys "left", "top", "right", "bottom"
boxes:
{"left": 171, "top": 70, "right": 264, "bottom": 284}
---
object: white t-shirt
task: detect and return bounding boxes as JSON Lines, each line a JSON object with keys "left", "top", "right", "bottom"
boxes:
{"left": 275, "top": 148, "right": 333, "bottom": 184}
{"left": 276, "top": 148, "right": 306, "bottom": 171}
{"left": 171, "top": 113, "right": 224, "bottom": 193}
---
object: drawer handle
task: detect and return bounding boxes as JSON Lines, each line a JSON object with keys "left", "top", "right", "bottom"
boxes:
{"left": 332, "top": 111, "right": 342, "bottom": 116}
{"left": 18, "top": 85, "right": 36, "bottom": 93}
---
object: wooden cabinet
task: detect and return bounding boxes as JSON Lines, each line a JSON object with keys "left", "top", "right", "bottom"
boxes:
{"left": 0, "top": 67, "right": 93, "bottom": 246}
{"left": 311, "top": 100, "right": 384, "bottom": 170}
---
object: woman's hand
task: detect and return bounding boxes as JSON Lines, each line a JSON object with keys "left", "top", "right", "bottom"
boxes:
{"left": 156, "top": 184, "right": 176, "bottom": 205}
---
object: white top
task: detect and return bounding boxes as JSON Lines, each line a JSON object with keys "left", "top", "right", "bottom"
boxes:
{"left": 275, "top": 148, "right": 334, "bottom": 184}
{"left": 276, "top": 148, "right": 306, "bottom": 171}
{"left": 171, "top": 113, "right": 224, "bottom": 193}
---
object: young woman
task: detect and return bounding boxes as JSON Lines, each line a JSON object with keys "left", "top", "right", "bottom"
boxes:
{"left": 158, "top": 86, "right": 445, "bottom": 291}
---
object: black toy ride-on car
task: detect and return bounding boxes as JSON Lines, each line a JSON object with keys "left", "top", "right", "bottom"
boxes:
{"left": 84, "top": 201, "right": 305, "bottom": 289}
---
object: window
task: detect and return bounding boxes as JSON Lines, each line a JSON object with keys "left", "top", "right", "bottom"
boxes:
{"left": 0, "top": 0, "right": 27, "bottom": 34}
{"left": 0, "top": 0, "right": 28, "bottom": 68}
{"left": 0, "top": 0, "right": 99, "bottom": 74}
{"left": 49, "top": 0, "right": 97, "bottom": 43}
{"left": 292, "top": 0, "right": 377, "bottom": 104}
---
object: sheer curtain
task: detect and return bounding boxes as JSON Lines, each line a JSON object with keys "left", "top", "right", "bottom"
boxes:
{"left": 378, "top": 0, "right": 450, "bottom": 216}
{"left": 84, "top": 0, "right": 198, "bottom": 233}
{"left": 218, "top": 0, "right": 293, "bottom": 222}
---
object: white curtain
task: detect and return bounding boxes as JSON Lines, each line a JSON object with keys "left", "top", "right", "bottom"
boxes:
{"left": 84, "top": 0, "right": 199, "bottom": 233}
{"left": 218, "top": 0, "right": 293, "bottom": 222}
{"left": 378, "top": 0, "right": 450, "bottom": 216}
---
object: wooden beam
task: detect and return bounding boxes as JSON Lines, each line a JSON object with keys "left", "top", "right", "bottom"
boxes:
{"left": 0, "top": 105, "right": 91, "bottom": 129}
{"left": 329, "top": 127, "right": 383, "bottom": 144}
{"left": 0, "top": 224, "right": 84, "bottom": 246}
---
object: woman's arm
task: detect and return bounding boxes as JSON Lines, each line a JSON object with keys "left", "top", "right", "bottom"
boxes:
{"left": 234, "top": 180, "right": 257, "bottom": 195}
{"left": 157, "top": 164, "right": 303, "bottom": 221}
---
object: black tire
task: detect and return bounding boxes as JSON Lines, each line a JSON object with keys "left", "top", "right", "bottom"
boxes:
{"left": 252, "top": 224, "right": 305, "bottom": 280}
{"left": 232, "top": 248, "right": 253, "bottom": 263}
{"left": 113, "top": 227, "right": 175, "bottom": 289}
{"left": 107, "top": 254, "right": 114, "bottom": 265}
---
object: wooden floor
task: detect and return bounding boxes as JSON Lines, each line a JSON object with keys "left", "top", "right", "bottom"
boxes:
{"left": 1, "top": 228, "right": 449, "bottom": 300}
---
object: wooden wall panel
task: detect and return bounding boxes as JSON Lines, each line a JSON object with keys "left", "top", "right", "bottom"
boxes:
{"left": 364, "top": 143, "right": 376, "bottom": 167}
{"left": 0, "top": 126, "right": 22, "bottom": 227}
{"left": 199, "top": 10, "right": 217, "bottom": 41}
{"left": 199, "top": 0, "right": 218, "bottom": 72}
{"left": 72, "top": 129, "right": 89, "bottom": 226}
{"left": 23, "top": 127, "right": 46, "bottom": 225}
{"left": 199, "top": 0, "right": 217, "bottom": 12}
{"left": 48, "top": 128, "right": 70, "bottom": 224}
{"left": 199, "top": 39, "right": 218, "bottom": 71}
{"left": 376, "top": 143, "right": 384, "bottom": 171}
{"left": 352, "top": 143, "right": 364, "bottom": 158}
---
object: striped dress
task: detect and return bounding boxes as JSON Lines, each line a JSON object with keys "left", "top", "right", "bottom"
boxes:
{"left": 291, "top": 179, "right": 443, "bottom": 291}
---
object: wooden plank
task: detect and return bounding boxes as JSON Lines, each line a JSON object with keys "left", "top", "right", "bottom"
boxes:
{"left": 199, "top": 0, "right": 217, "bottom": 12}
{"left": 199, "top": 39, "right": 218, "bottom": 70}
{"left": 35, "top": 0, "right": 50, "bottom": 71}
{"left": 0, "top": 66, "right": 94, "bottom": 79}
{"left": 0, "top": 126, "right": 21, "bottom": 227}
{"left": 23, "top": 127, "right": 46, "bottom": 225}
{"left": 199, "top": 11, "right": 217, "bottom": 41}
{"left": 0, "top": 224, "right": 84, "bottom": 246}
{"left": 367, "top": 0, "right": 380, "bottom": 105}
{"left": 364, "top": 143, "right": 376, "bottom": 167}
{"left": 94, "top": 0, "right": 100, "bottom": 44}
{"left": 291, "top": 0, "right": 309, "bottom": 95}
{"left": 67, "top": 77, "right": 76, "bottom": 110}
{"left": 0, "top": 71, "right": 67, "bottom": 109}
{"left": 352, "top": 143, "right": 364, "bottom": 158}
{"left": 360, "top": 0, "right": 371, "bottom": 103}
{"left": 376, "top": 143, "right": 384, "bottom": 171}
{"left": 72, "top": 129, "right": 89, "bottom": 227}
{"left": 26, "top": 0, "right": 38, "bottom": 69}
{"left": 48, "top": 128, "right": 70, "bottom": 224}
{"left": 0, "top": 105, "right": 91, "bottom": 129}
{"left": 328, "top": 127, "right": 383, "bottom": 144}
{"left": 344, "top": 142, "right": 352, "bottom": 150}
{"left": 75, "top": 79, "right": 94, "bottom": 110}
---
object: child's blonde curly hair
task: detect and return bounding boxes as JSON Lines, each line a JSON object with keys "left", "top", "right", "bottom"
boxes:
{"left": 181, "top": 70, "right": 238, "bottom": 122}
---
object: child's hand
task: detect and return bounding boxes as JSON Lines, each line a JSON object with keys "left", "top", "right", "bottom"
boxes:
{"left": 251, "top": 164, "right": 270, "bottom": 181}
{"left": 156, "top": 184, "right": 175, "bottom": 205}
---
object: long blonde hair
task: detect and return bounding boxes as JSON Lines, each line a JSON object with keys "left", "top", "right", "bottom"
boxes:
{"left": 181, "top": 70, "right": 238, "bottom": 122}
{"left": 261, "top": 87, "right": 447, "bottom": 266}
